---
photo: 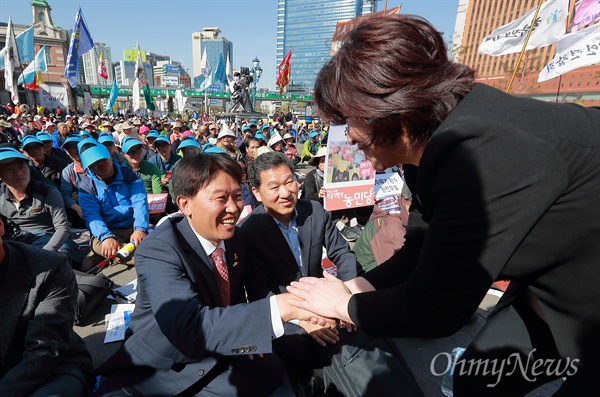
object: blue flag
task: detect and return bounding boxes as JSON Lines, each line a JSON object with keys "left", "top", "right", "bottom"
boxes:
{"left": 0, "top": 26, "right": 34, "bottom": 68}
{"left": 64, "top": 7, "right": 94, "bottom": 88}
{"left": 214, "top": 54, "right": 227, "bottom": 85}
{"left": 105, "top": 79, "right": 118, "bottom": 114}
{"left": 18, "top": 46, "right": 47, "bottom": 85}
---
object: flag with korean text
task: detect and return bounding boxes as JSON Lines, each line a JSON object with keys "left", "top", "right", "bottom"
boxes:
{"left": 225, "top": 55, "right": 235, "bottom": 92}
{"left": 478, "top": 0, "right": 569, "bottom": 56}
{"left": 572, "top": 0, "right": 600, "bottom": 32}
{"left": 97, "top": 53, "right": 108, "bottom": 79}
{"left": 4, "top": 17, "right": 20, "bottom": 104}
{"left": 132, "top": 44, "right": 155, "bottom": 111}
{"left": 64, "top": 7, "right": 94, "bottom": 88}
{"left": 538, "top": 23, "right": 600, "bottom": 81}
{"left": 200, "top": 48, "right": 211, "bottom": 78}
{"left": 276, "top": 48, "right": 292, "bottom": 94}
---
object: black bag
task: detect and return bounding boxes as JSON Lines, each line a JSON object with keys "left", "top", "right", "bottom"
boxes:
{"left": 73, "top": 270, "right": 116, "bottom": 325}
{"left": 321, "top": 330, "right": 424, "bottom": 397}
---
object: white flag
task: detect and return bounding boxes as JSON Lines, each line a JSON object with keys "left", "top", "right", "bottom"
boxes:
{"left": 175, "top": 89, "right": 187, "bottom": 113}
{"left": 200, "top": 48, "right": 211, "bottom": 78}
{"left": 225, "top": 56, "right": 235, "bottom": 93}
{"left": 538, "top": 24, "right": 600, "bottom": 82}
{"left": 478, "top": 0, "right": 569, "bottom": 56}
{"left": 4, "top": 17, "right": 21, "bottom": 104}
{"left": 132, "top": 46, "right": 142, "bottom": 112}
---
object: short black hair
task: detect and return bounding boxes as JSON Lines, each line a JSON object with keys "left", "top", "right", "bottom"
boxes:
{"left": 247, "top": 151, "right": 294, "bottom": 189}
{"left": 172, "top": 153, "right": 243, "bottom": 199}
{"left": 245, "top": 137, "right": 259, "bottom": 148}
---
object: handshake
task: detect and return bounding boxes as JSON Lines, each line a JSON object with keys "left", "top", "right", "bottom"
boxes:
{"left": 276, "top": 271, "right": 365, "bottom": 346}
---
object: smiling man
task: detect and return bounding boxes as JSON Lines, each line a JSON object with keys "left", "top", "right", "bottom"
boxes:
{"left": 93, "top": 154, "right": 331, "bottom": 397}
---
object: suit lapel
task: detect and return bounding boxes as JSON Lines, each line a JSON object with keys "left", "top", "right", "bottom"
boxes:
{"left": 0, "top": 244, "right": 33, "bottom": 364}
{"left": 175, "top": 218, "right": 223, "bottom": 306}
{"left": 295, "top": 202, "right": 313, "bottom": 277}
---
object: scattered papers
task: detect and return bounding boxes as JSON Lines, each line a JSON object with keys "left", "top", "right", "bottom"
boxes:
{"left": 113, "top": 279, "right": 138, "bottom": 303}
{"left": 104, "top": 304, "right": 135, "bottom": 344}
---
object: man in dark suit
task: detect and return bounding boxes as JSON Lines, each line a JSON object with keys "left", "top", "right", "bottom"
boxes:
{"left": 241, "top": 152, "right": 354, "bottom": 390}
{"left": 0, "top": 215, "right": 93, "bottom": 396}
{"left": 95, "top": 154, "right": 333, "bottom": 397}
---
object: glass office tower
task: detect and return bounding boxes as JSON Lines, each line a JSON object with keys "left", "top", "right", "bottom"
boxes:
{"left": 277, "top": 0, "right": 377, "bottom": 94}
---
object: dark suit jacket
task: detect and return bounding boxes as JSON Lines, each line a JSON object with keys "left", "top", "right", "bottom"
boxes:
{"left": 115, "top": 216, "right": 275, "bottom": 396}
{"left": 240, "top": 199, "right": 356, "bottom": 302}
{"left": 348, "top": 84, "right": 600, "bottom": 364}
{"left": 0, "top": 242, "right": 92, "bottom": 397}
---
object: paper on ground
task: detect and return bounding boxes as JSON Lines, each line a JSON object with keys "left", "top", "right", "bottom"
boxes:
{"left": 104, "top": 303, "right": 135, "bottom": 344}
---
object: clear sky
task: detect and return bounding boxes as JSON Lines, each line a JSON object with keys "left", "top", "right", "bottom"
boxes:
{"left": 0, "top": 0, "right": 460, "bottom": 90}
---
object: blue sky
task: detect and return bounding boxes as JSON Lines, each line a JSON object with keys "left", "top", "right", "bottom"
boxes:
{"left": 0, "top": 0, "right": 460, "bottom": 90}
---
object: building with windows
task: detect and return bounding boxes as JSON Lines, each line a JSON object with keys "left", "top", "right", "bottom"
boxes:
{"left": 452, "top": 0, "right": 599, "bottom": 106}
{"left": 191, "top": 27, "right": 233, "bottom": 90}
{"left": 81, "top": 42, "right": 114, "bottom": 85}
{"left": 0, "top": 0, "right": 71, "bottom": 106}
{"left": 276, "top": 0, "right": 378, "bottom": 94}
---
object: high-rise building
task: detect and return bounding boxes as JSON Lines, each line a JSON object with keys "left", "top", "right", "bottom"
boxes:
{"left": 276, "top": 0, "right": 378, "bottom": 94}
{"left": 191, "top": 27, "right": 233, "bottom": 89}
{"left": 452, "top": 0, "right": 599, "bottom": 106}
{"left": 81, "top": 42, "right": 114, "bottom": 85}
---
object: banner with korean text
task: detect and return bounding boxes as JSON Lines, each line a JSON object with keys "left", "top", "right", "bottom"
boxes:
{"left": 323, "top": 124, "right": 375, "bottom": 211}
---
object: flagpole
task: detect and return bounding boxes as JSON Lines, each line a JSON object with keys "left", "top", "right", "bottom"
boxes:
{"left": 506, "top": 0, "right": 545, "bottom": 93}
{"left": 555, "top": 74, "right": 563, "bottom": 102}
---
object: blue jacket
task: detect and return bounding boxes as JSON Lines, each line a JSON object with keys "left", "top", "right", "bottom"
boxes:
{"left": 78, "top": 162, "right": 149, "bottom": 242}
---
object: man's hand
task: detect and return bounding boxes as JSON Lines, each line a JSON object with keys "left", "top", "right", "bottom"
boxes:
{"left": 130, "top": 230, "right": 147, "bottom": 247}
{"left": 299, "top": 321, "right": 339, "bottom": 347}
{"left": 318, "top": 187, "right": 327, "bottom": 199}
{"left": 101, "top": 237, "right": 119, "bottom": 258}
{"left": 161, "top": 176, "right": 170, "bottom": 185}
{"left": 275, "top": 293, "right": 337, "bottom": 328}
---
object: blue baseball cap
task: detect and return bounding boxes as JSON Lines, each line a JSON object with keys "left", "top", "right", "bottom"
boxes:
{"left": 97, "top": 133, "right": 115, "bottom": 145}
{"left": 61, "top": 134, "right": 82, "bottom": 149}
{"left": 21, "top": 135, "right": 44, "bottom": 149}
{"left": 242, "top": 125, "right": 251, "bottom": 132}
{"left": 262, "top": 124, "right": 270, "bottom": 130}
{"left": 35, "top": 132, "right": 53, "bottom": 142}
{"left": 121, "top": 137, "right": 144, "bottom": 154}
{"left": 178, "top": 139, "right": 200, "bottom": 150}
{"left": 204, "top": 146, "right": 226, "bottom": 154}
{"left": 152, "top": 135, "right": 170, "bottom": 147}
{"left": 255, "top": 133, "right": 265, "bottom": 140}
{"left": 79, "top": 131, "right": 92, "bottom": 138}
{"left": 309, "top": 131, "right": 319, "bottom": 139}
{"left": 146, "top": 130, "right": 160, "bottom": 140}
{"left": 78, "top": 139, "right": 110, "bottom": 170}
{"left": 0, "top": 147, "right": 28, "bottom": 164}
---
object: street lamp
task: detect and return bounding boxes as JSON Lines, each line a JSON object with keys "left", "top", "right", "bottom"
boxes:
{"left": 250, "top": 57, "right": 263, "bottom": 112}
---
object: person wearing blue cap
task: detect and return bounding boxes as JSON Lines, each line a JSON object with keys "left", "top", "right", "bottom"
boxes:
{"left": 0, "top": 147, "right": 83, "bottom": 266}
{"left": 98, "top": 133, "right": 126, "bottom": 165}
{"left": 59, "top": 135, "right": 88, "bottom": 229}
{"left": 22, "top": 135, "right": 68, "bottom": 188}
{"left": 121, "top": 137, "right": 162, "bottom": 195}
{"left": 37, "top": 131, "right": 72, "bottom": 163}
{"left": 77, "top": 140, "right": 149, "bottom": 267}
{"left": 300, "top": 130, "right": 321, "bottom": 163}
{"left": 148, "top": 135, "right": 181, "bottom": 193}
{"left": 177, "top": 138, "right": 201, "bottom": 157}
{"left": 142, "top": 130, "right": 160, "bottom": 160}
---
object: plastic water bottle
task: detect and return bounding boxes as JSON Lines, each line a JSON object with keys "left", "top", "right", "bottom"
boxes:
{"left": 441, "top": 347, "right": 465, "bottom": 397}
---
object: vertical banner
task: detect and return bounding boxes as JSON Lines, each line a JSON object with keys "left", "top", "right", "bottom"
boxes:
{"left": 84, "top": 92, "right": 92, "bottom": 115}
{"left": 323, "top": 124, "right": 376, "bottom": 211}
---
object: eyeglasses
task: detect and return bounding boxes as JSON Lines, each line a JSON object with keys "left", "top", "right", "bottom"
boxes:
{"left": 128, "top": 147, "right": 143, "bottom": 155}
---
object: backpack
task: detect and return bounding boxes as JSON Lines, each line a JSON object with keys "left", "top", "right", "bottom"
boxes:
{"left": 73, "top": 269, "right": 116, "bottom": 325}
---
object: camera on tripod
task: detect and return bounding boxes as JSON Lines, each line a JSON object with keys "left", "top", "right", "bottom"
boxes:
{"left": 239, "top": 67, "right": 254, "bottom": 84}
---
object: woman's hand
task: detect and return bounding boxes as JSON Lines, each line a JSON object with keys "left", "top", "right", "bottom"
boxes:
{"left": 287, "top": 271, "right": 354, "bottom": 323}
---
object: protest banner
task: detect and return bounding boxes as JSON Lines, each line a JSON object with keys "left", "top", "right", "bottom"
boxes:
{"left": 323, "top": 124, "right": 375, "bottom": 211}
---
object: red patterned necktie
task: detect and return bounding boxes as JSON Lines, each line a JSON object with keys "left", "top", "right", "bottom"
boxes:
{"left": 210, "top": 247, "right": 230, "bottom": 306}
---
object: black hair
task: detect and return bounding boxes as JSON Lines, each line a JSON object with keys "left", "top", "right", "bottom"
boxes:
{"left": 171, "top": 153, "right": 243, "bottom": 199}
{"left": 247, "top": 151, "right": 294, "bottom": 189}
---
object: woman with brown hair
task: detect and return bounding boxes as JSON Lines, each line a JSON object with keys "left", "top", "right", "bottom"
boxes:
{"left": 288, "top": 14, "right": 600, "bottom": 396}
